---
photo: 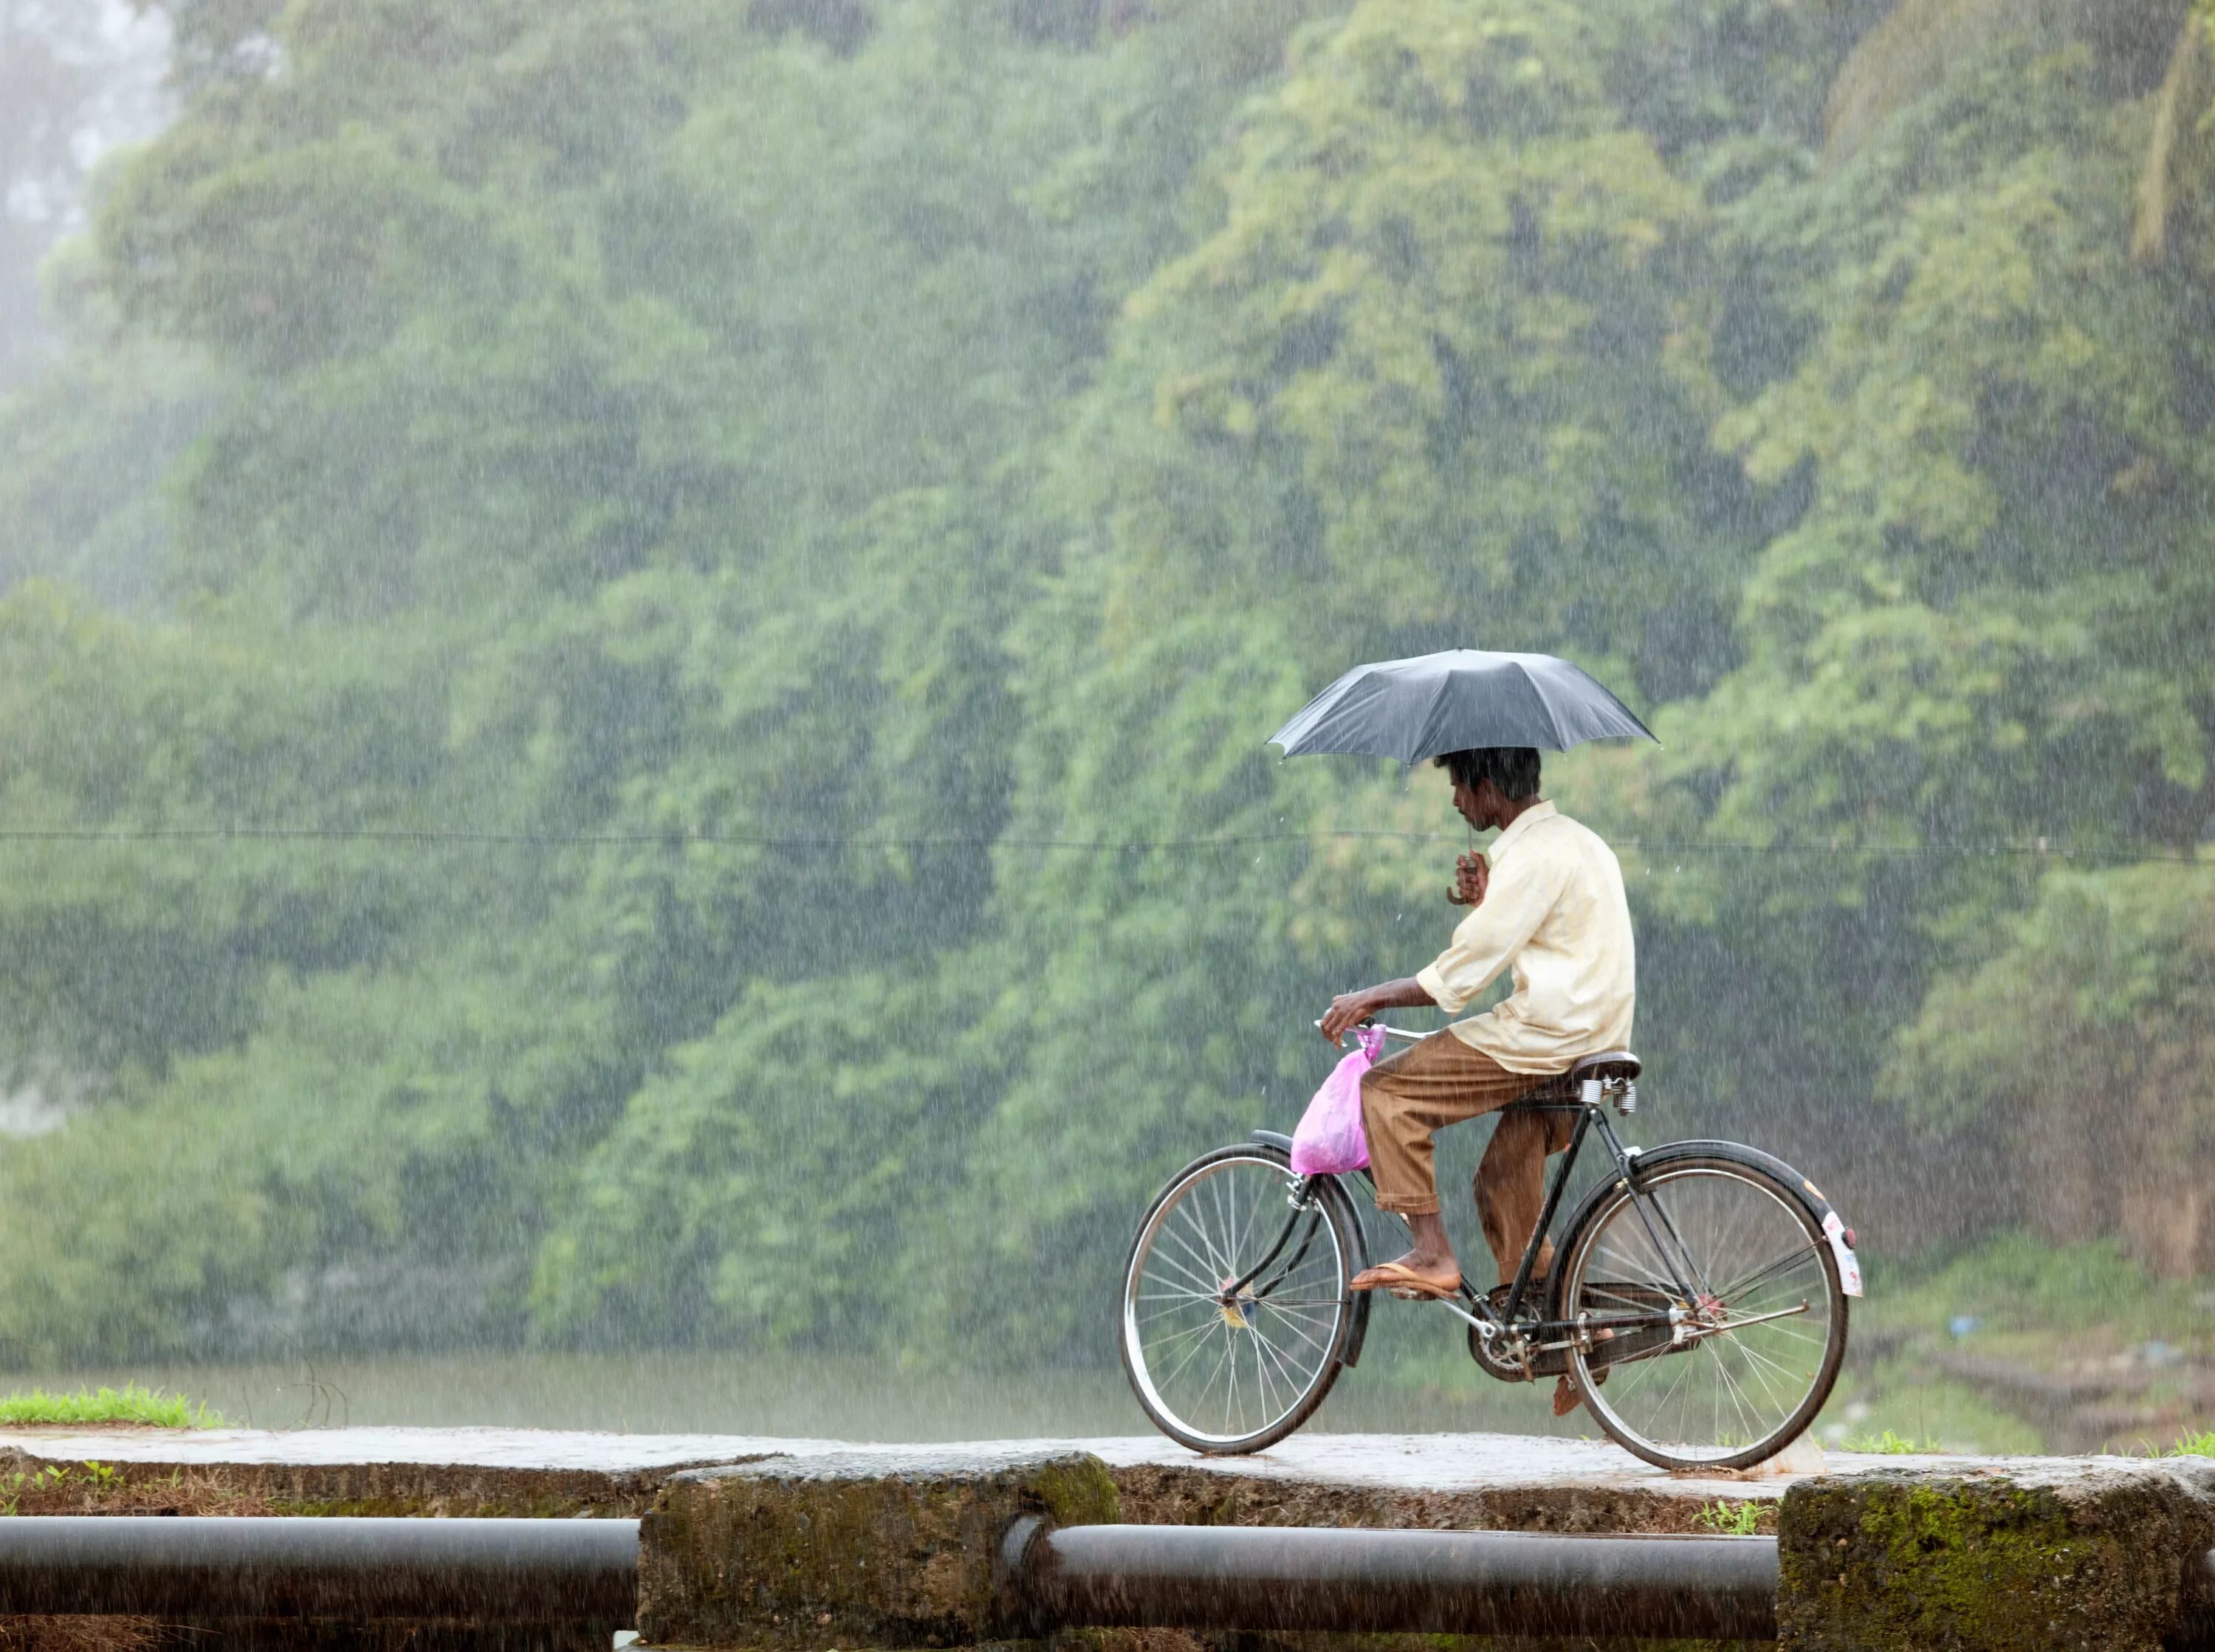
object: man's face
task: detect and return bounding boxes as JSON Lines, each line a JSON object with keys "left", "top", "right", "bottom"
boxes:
{"left": 1450, "top": 776, "right": 1492, "bottom": 830}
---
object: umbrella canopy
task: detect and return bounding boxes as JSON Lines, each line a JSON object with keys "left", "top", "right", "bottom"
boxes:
{"left": 1268, "top": 650, "right": 1658, "bottom": 764}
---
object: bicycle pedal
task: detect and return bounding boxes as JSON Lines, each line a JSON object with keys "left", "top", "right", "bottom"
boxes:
{"left": 1387, "top": 1285, "right": 1426, "bottom": 1301}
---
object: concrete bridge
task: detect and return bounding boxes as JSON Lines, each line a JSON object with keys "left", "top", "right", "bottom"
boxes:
{"left": 1, "top": 1426, "right": 2211, "bottom": 1649}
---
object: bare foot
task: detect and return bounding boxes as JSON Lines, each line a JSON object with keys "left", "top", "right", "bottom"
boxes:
{"left": 1349, "top": 1253, "right": 1462, "bottom": 1295}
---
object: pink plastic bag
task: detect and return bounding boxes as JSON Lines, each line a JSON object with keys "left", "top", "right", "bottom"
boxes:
{"left": 1290, "top": 1025, "right": 1386, "bottom": 1175}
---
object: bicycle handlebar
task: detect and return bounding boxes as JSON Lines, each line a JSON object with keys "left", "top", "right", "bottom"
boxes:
{"left": 1313, "top": 1018, "right": 1430, "bottom": 1047}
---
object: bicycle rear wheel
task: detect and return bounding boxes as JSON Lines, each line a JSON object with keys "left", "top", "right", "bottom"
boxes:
{"left": 1559, "top": 1152, "right": 1847, "bottom": 1471}
{"left": 1119, "top": 1143, "right": 1357, "bottom": 1453}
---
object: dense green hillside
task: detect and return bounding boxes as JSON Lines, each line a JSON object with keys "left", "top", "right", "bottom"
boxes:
{"left": 0, "top": 0, "right": 2209, "bottom": 1367}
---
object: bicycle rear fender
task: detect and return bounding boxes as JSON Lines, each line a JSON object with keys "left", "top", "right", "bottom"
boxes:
{"left": 1251, "top": 1130, "right": 1374, "bottom": 1366}
{"left": 1556, "top": 1138, "right": 1863, "bottom": 1299}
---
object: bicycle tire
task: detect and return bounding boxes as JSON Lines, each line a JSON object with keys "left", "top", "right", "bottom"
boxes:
{"left": 1119, "top": 1142, "right": 1359, "bottom": 1454}
{"left": 1556, "top": 1146, "right": 1847, "bottom": 1471}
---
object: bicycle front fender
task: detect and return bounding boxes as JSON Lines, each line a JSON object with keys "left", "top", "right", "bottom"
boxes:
{"left": 1249, "top": 1130, "right": 1374, "bottom": 1366}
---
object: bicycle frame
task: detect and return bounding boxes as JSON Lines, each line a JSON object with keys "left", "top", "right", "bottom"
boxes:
{"left": 1251, "top": 1033, "right": 1714, "bottom": 1373}
{"left": 1455, "top": 1097, "right": 1707, "bottom": 1343}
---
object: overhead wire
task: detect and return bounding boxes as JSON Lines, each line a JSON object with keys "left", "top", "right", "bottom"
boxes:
{"left": 0, "top": 824, "right": 2204, "bottom": 861}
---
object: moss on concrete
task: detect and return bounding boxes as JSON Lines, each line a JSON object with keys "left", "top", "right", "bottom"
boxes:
{"left": 1103, "top": 1463, "right": 1772, "bottom": 1536}
{"left": 0, "top": 1449, "right": 750, "bottom": 1521}
{"left": 1775, "top": 1460, "right": 2215, "bottom": 1651}
{"left": 638, "top": 1448, "right": 1120, "bottom": 1650}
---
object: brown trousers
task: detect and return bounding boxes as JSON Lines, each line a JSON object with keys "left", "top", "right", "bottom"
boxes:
{"left": 1360, "top": 1033, "right": 1573, "bottom": 1281}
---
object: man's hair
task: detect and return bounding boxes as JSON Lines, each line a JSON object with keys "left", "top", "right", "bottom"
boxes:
{"left": 1435, "top": 746, "right": 1542, "bottom": 801}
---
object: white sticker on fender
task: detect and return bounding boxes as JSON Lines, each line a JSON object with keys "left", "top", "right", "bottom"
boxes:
{"left": 1822, "top": 1210, "right": 1864, "bottom": 1297}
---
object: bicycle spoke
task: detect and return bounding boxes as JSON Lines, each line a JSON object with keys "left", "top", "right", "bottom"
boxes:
{"left": 1134, "top": 1300, "right": 1212, "bottom": 1326}
{"left": 1250, "top": 1324, "right": 1299, "bottom": 1415}
{"left": 1197, "top": 1175, "right": 1237, "bottom": 1281}
{"left": 1731, "top": 1332, "right": 1801, "bottom": 1408}
{"left": 1256, "top": 1305, "right": 1334, "bottom": 1360}
{"left": 1710, "top": 1346, "right": 1759, "bottom": 1445}
{"left": 1712, "top": 1242, "right": 1820, "bottom": 1304}
{"left": 1152, "top": 1214, "right": 1223, "bottom": 1284}
{"left": 1150, "top": 1315, "right": 1223, "bottom": 1394}
{"left": 1192, "top": 1321, "right": 1234, "bottom": 1413}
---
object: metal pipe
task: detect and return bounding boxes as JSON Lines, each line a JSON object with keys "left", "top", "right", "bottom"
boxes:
{"left": 0, "top": 1517, "right": 637, "bottom": 1623}
{"left": 1005, "top": 1518, "right": 1779, "bottom": 1643}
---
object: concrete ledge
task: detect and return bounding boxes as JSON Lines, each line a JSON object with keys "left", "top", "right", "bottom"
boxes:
{"left": 0, "top": 1427, "right": 1940, "bottom": 1529}
{"left": 637, "top": 1448, "right": 1119, "bottom": 1650}
{"left": 7, "top": 1428, "right": 1840, "bottom": 1537}
{"left": 0, "top": 1430, "right": 811, "bottom": 1518}
{"left": 1776, "top": 1456, "right": 2215, "bottom": 1651}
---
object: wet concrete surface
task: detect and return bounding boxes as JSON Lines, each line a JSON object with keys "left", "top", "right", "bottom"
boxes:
{"left": 0, "top": 1428, "right": 839, "bottom": 1471}
{"left": 0, "top": 1426, "right": 2007, "bottom": 1528}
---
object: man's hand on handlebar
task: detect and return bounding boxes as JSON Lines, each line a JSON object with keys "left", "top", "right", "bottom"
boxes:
{"left": 1320, "top": 991, "right": 1376, "bottom": 1045}
{"left": 1320, "top": 977, "right": 1440, "bottom": 1045}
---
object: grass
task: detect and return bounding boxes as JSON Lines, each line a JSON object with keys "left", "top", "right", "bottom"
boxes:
{"left": 0, "top": 1383, "right": 221, "bottom": 1428}
{"left": 2154, "top": 1429, "right": 2215, "bottom": 1457}
{"left": 1861, "top": 1233, "right": 2211, "bottom": 1354}
{"left": 1842, "top": 1428, "right": 1944, "bottom": 1455}
{"left": 1694, "top": 1500, "right": 1765, "bottom": 1535}
{"left": 1820, "top": 1369, "right": 2046, "bottom": 1456}
{"left": 0, "top": 1460, "right": 120, "bottom": 1515}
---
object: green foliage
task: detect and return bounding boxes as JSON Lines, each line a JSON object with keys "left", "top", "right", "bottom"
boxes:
{"left": 0, "top": 332, "right": 212, "bottom": 604}
{"left": 1889, "top": 865, "right": 2215, "bottom": 1267}
{"left": 1683, "top": 46, "right": 2212, "bottom": 888}
{"left": 1823, "top": 0, "right": 2186, "bottom": 159}
{"left": 1891, "top": 861, "right": 2215, "bottom": 1129}
{"left": 0, "top": 1385, "right": 218, "bottom": 1428}
{"left": 0, "top": 0, "right": 2210, "bottom": 1373}
{"left": 532, "top": 970, "right": 997, "bottom": 1349}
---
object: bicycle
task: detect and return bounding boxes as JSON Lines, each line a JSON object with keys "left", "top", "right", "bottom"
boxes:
{"left": 1117, "top": 1028, "right": 1861, "bottom": 1470}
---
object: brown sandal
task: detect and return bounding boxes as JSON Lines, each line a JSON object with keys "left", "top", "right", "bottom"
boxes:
{"left": 1350, "top": 1261, "right": 1463, "bottom": 1298}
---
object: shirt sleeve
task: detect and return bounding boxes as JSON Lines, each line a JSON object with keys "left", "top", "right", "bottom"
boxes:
{"left": 1415, "top": 846, "right": 1570, "bottom": 1014}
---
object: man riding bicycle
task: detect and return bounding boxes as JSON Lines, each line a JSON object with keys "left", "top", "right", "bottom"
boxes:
{"left": 1317, "top": 745, "right": 1635, "bottom": 1416}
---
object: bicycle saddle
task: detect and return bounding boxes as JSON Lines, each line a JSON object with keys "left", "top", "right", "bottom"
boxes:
{"left": 1569, "top": 1050, "right": 1641, "bottom": 1083}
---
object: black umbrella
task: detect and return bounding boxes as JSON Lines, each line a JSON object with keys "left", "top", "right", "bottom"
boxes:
{"left": 1267, "top": 650, "right": 1657, "bottom": 764}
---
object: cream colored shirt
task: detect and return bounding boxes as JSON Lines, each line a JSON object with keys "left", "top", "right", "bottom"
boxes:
{"left": 1414, "top": 800, "right": 1635, "bottom": 1074}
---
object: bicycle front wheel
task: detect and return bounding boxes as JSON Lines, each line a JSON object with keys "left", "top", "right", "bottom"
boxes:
{"left": 1119, "top": 1143, "right": 1358, "bottom": 1453}
{"left": 1560, "top": 1152, "right": 1847, "bottom": 1471}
